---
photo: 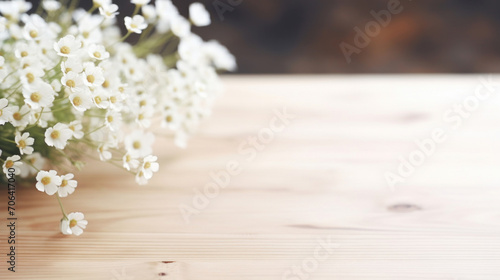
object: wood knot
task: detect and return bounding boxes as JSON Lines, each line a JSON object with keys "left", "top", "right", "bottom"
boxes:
{"left": 388, "top": 203, "right": 422, "bottom": 213}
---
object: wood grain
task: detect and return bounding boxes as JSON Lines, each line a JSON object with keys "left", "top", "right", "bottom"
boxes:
{"left": 2, "top": 75, "right": 500, "bottom": 279}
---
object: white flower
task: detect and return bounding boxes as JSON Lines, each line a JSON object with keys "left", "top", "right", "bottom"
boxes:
{"left": 68, "top": 120, "right": 84, "bottom": 139}
{"left": 97, "top": 144, "right": 112, "bottom": 161}
{"left": 3, "top": 155, "right": 22, "bottom": 176}
{"left": 189, "top": 3, "right": 211, "bottom": 27}
{"left": 140, "top": 155, "right": 159, "bottom": 180}
{"left": 61, "top": 212, "right": 87, "bottom": 236}
{"left": 91, "top": 89, "right": 110, "bottom": 109}
{"left": 124, "top": 15, "right": 147, "bottom": 34}
{"left": 57, "top": 173, "right": 77, "bottom": 197}
{"left": 54, "top": 35, "right": 81, "bottom": 57}
{"left": 61, "top": 58, "right": 83, "bottom": 74}
{"left": 15, "top": 132, "right": 34, "bottom": 155}
{"left": 131, "top": 0, "right": 151, "bottom": 6}
{"left": 60, "top": 218, "right": 71, "bottom": 235}
{"left": 124, "top": 130, "right": 154, "bottom": 158}
{"left": 135, "top": 169, "right": 148, "bottom": 185}
{"left": 21, "top": 66, "right": 45, "bottom": 85}
{"left": 36, "top": 170, "right": 61, "bottom": 195}
{"left": 9, "top": 105, "right": 31, "bottom": 127}
{"left": 88, "top": 44, "right": 110, "bottom": 60}
{"left": 42, "top": 0, "right": 61, "bottom": 11}
{"left": 69, "top": 91, "right": 93, "bottom": 112}
{"left": 123, "top": 153, "right": 140, "bottom": 171}
{"left": 22, "top": 81, "right": 55, "bottom": 109}
{"left": 61, "top": 71, "right": 86, "bottom": 92}
{"left": 44, "top": 123, "right": 73, "bottom": 149}
{"left": 20, "top": 152, "right": 45, "bottom": 178}
{"left": 0, "top": 98, "right": 14, "bottom": 125}
{"left": 93, "top": 0, "right": 111, "bottom": 7}
{"left": 171, "top": 16, "right": 190, "bottom": 38}
{"left": 83, "top": 64, "right": 105, "bottom": 88}
{"left": 104, "top": 110, "right": 122, "bottom": 131}
{"left": 141, "top": 5, "right": 157, "bottom": 23}
{"left": 98, "top": 4, "right": 119, "bottom": 19}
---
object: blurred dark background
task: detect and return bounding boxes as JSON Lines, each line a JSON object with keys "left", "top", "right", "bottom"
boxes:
{"left": 29, "top": 0, "right": 500, "bottom": 73}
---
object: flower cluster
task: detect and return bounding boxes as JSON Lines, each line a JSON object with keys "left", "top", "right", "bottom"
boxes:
{"left": 0, "top": 0, "right": 235, "bottom": 236}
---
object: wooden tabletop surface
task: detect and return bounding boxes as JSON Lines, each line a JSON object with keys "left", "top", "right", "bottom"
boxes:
{"left": 2, "top": 75, "right": 500, "bottom": 279}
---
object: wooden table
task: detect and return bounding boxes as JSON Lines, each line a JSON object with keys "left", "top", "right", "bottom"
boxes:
{"left": 2, "top": 75, "right": 500, "bottom": 279}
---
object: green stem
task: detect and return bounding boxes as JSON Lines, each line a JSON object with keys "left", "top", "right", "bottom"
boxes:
{"left": 56, "top": 194, "right": 68, "bottom": 220}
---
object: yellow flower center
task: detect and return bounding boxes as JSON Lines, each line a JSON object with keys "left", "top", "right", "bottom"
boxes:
{"left": 110, "top": 96, "right": 116, "bottom": 103}
{"left": 61, "top": 179, "right": 68, "bottom": 187}
{"left": 30, "top": 92, "right": 41, "bottom": 102}
{"left": 144, "top": 162, "right": 151, "bottom": 169}
{"left": 17, "top": 140, "right": 26, "bottom": 149}
{"left": 73, "top": 96, "right": 82, "bottom": 106}
{"left": 83, "top": 31, "right": 89, "bottom": 38}
{"left": 26, "top": 73, "right": 35, "bottom": 83}
{"left": 131, "top": 23, "right": 138, "bottom": 29}
{"left": 13, "top": 112, "right": 22, "bottom": 121}
{"left": 29, "top": 30, "right": 38, "bottom": 38}
{"left": 50, "top": 130, "right": 60, "bottom": 139}
{"left": 102, "top": 80, "right": 110, "bottom": 88}
{"left": 138, "top": 114, "right": 144, "bottom": 120}
{"left": 126, "top": 154, "right": 131, "bottom": 162}
{"left": 133, "top": 141, "right": 141, "bottom": 149}
{"left": 87, "top": 75, "right": 95, "bottom": 83}
{"left": 107, "top": 115, "right": 113, "bottom": 123}
{"left": 139, "top": 100, "right": 146, "bottom": 107}
{"left": 65, "top": 67, "right": 71, "bottom": 73}
{"left": 66, "top": 80, "right": 75, "bottom": 87}
{"left": 118, "top": 87, "right": 124, "bottom": 93}
{"left": 69, "top": 219, "right": 77, "bottom": 228}
{"left": 21, "top": 51, "right": 28, "bottom": 57}
{"left": 5, "top": 160, "right": 14, "bottom": 168}
{"left": 166, "top": 115, "right": 173, "bottom": 123}
{"left": 41, "top": 176, "right": 51, "bottom": 185}
{"left": 93, "top": 52, "right": 101, "bottom": 58}
{"left": 60, "top": 46, "right": 70, "bottom": 54}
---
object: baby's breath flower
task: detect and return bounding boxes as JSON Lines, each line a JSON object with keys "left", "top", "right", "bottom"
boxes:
{"left": 141, "top": 155, "right": 159, "bottom": 180}
{"left": 99, "top": 4, "right": 119, "bottom": 19}
{"left": 87, "top": 44, "right": 110, "bottom": 60}
{"left": 131, "top": 0, "right": 151, "bottom": 6}
{"left": 124, "top": 130, "right": 154, "bottom": 158}
{"left": 61, "top": 212, "right": 87, "bottom": 236}
{"left": 189, "top": 3, "right": 211, "bottom": 27}
{"left": 57, "top": 173, "right": 77, "bottom": 197}
{"left": 3, "top": 155, "right": 22, "bottom": 176}
{"left": 15, "top": 132, "right": 34, "bottom": 155}
{"left": 0, "top": 98, "right": 13, "bottom": 125}
{"left": 20, "top": 152, "right": 45, "bottom": 178}
{"left": 9, "top": 105, "right": 31, "bottom": 127}
{"left": 123, "top": 152, "right": 140, "bottom": 171}
{"left": 170, "top": 16, "right": 190, "bottom": 38}
{"left": 35, "top": 170, "right": 61, "bottom": 195}
{"left": 0, "top": 0, "right": 234, "bottom": 236}
{"left": 42, "top": 0, "right": 61, "bottom": 12}
{"left": 124, "top": 15, "right": 147, "bottom": 34}
{"left": 68, "top": 120, "right": 84, "bottom": 139}
{"left": 97, "top": 144, "right": 112, "bottom": 161}
{"left": 61, "top": 71, "right": 86, "bottom": 92}
{"left": 22, "top": 81, "right": 55, "bottom": 109}
{"left": 54, "top": 35, "right": 81, "bottom": 57}
{"left": 44, "top": 123, "right": 73, "bottom": 149}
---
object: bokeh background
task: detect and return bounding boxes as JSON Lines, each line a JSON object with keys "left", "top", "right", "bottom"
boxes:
{"left": 30, "top": 0, "right": 500, "bottom": 73}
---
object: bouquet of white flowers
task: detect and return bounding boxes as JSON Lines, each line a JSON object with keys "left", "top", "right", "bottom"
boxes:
{"left": 0, "top": 0, "right": 235, "bottom": 236}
